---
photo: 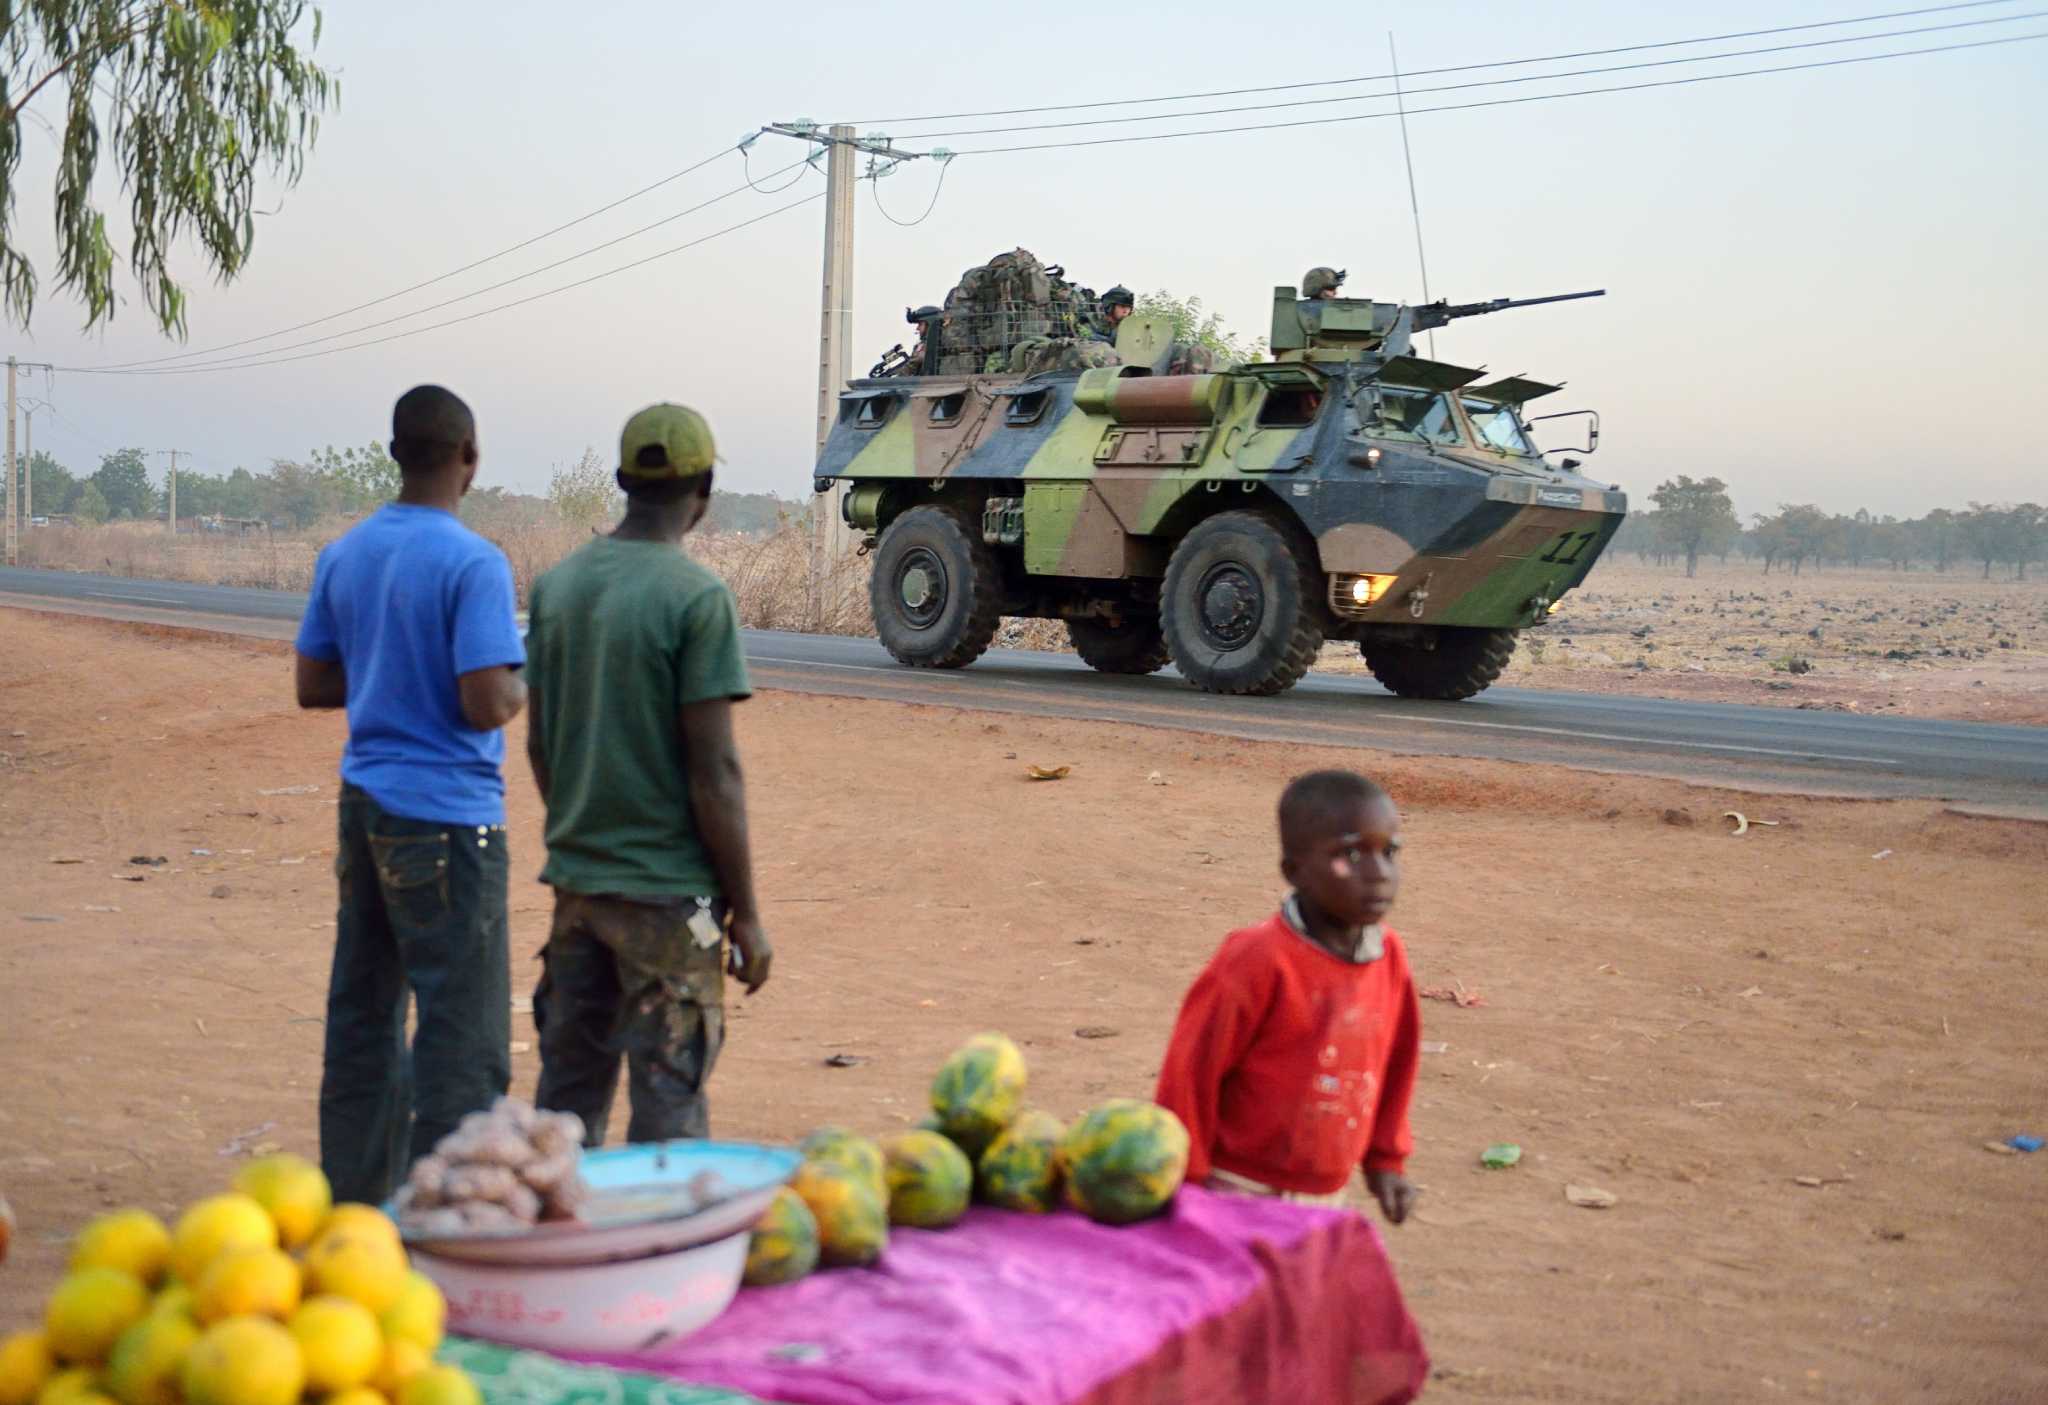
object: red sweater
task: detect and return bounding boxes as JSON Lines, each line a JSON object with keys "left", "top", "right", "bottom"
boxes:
{"left": 1155, "top": 912, "right": 1421, "bottom": 1195}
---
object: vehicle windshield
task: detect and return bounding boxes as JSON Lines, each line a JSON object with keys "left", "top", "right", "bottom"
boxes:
{"left": 1461, "top": 399, "right": 1537, "bottom": 456}
{"left": 1373, "top": 388, "right": 1462, "bottom": 445}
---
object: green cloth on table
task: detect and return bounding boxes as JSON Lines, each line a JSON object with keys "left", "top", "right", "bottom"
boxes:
{"left": 439, "top": 1337, "right": 765, "bottom": 1405}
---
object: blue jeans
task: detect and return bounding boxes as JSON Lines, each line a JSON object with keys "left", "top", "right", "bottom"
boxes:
{"left": 319, "top": 783, "right": 511, "bottom": 1205}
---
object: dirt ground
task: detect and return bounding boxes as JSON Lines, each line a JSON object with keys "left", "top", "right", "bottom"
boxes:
{"left": 1313, "top": 561, "right": 2048, "bottom": 727}
{"left": 3, "top": 611, "right": 2045, "bottom": 1403}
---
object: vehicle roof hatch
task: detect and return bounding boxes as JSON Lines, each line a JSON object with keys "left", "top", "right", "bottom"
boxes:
{"left": 1466, "top": 375, "right": 1565, "bottom": 404}
{"left": 1376, "top": 355, "right": 1487, "bottom": 392}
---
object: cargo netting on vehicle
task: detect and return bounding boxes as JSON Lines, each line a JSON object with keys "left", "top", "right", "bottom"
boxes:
{"left": 927, "top": 301, "right": 1093, "bottom": 375}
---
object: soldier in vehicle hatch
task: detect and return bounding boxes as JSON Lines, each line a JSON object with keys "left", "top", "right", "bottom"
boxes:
{"left": 1302, "top": 267, "right": 1346, "bottom": 300}
{"left": 1094, "top": 285, "right": 1135, "bottom": 343}
{"left": 1298, "top": 267, "right": 1348, "bottom": 336}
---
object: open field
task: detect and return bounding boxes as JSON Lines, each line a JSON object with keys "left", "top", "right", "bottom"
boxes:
{"left": 1479, "top": 560, "right": 2048, "bottom": 726}
{"left": 3, "top": 612, "right": 2045, "bottom": 1402}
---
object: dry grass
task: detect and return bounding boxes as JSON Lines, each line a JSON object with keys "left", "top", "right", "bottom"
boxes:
{"left": 16, "top": 517, "right": 876, "bottom": 635}
{"left": 20, "top": 521, "right": 322, "bottom": 590}
{"left": 693, "top": 530, "right": 871, "bottom": 635}
{"left": 489, "top": 516, "right": 596, "bottom": 604}
{"left": 998, "top": 617, "right": 1070, "bottom": 650}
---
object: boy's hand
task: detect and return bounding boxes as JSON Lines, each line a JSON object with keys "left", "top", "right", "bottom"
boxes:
{"left": 727, "top": 916, "right": 773, "bottom": 995}
{"left": 1366, "top": 1169, "right": 1417, "bottom": 1225}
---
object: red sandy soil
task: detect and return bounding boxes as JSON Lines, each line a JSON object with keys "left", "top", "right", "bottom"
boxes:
{"left": 2, "top": 612, "right": 2044, "bottom": 1402}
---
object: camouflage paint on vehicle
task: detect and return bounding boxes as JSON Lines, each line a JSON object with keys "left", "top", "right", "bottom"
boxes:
{"left": 821, "top": 277, "right": 1624, "bottom": 697}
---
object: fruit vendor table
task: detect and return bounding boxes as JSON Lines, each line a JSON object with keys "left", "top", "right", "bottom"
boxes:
{"left": 446, "top": 1186, "right": 1428, "bottom": 1405}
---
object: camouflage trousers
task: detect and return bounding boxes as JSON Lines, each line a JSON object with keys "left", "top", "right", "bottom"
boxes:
{"left": 532, "top": 891, "right": 727, "bottom": 1147}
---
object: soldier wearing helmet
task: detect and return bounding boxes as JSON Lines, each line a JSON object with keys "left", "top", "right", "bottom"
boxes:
{"left": 1094, "top": 285, "right": 1136, "bottom": 344}
{"left": 1302, "top": 267, "right": 1346, "bottom": 300}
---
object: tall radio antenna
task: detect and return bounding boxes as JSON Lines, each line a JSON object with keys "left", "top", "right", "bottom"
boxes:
{"left": 1389, "top": 32, "right": 1436, "bottom": 359}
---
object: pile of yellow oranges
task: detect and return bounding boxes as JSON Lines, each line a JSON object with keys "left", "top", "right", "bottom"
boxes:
{"left": 0, "top": 1155, "right": 477, "bottom": 1405}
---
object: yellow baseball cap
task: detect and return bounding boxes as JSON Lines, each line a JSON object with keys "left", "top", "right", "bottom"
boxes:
{"left": 619, "top": 403, "right": 718, "bottom": 479}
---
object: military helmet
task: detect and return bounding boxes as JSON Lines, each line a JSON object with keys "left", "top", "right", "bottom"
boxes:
{"left": 1101, "top": 285, "right": 1134, "bottom": 311}
{"left": 1302, "top": 266, "right": 1346, "bottom": 298}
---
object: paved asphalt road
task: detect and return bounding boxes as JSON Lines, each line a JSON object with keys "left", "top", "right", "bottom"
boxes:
{"left": 4, "top": 566, "right": 2042, "bottom": 815}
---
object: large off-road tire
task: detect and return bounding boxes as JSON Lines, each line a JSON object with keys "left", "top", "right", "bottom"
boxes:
{"left": 1363, "top": 627, "right": 1518, "bottom": 701}
{"left": 870, "top": 506, "right": 1003, "bottom": 669}
{"left": 1160, "top": 511, "right": 1325, "bottom": 696}
{"left": 1067, "top": 614, "right": 1170, "bottom": 676}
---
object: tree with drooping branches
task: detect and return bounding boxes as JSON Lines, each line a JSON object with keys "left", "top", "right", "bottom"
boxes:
{"left": 1, "top": 1, "right": 336, "bottom": 333}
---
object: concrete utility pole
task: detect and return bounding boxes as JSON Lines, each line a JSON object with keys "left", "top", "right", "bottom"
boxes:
{"left": 814, "top": 125, "right": 856, "bottom": 461}
{"left": 760, "top": 121, "right": 949, "bottom": 627}
{"left": 5, "top": 355, "right": 56, "bottom": 566}
{"left": 812, "top": 123, "right": 857, "bottom": 624}
{"left": 20, "top": 398, "right": 39, "bottom": 525}
{"left": 152, "top": 449, "right": 185, "bottom": 536}
{"left": 6, "top": 356, "right": 14, "bottom": 566}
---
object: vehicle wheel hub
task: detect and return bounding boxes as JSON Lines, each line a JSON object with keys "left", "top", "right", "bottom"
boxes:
{"left": 897, "top": 550, "right": 947, "bottom": 627}
{"left": 1197, "top": 563, "right": 1262, "bottom": 648}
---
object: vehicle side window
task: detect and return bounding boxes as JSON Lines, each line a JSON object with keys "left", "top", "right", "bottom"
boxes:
{"left": 1460, "top": 399, "right": 1536, "bottom": 455}
{"left": 1005, "top": 390, "right": 1050, "bottom": 426}
{"left": 853, "top": 397, "right": 893, "bottom": 430}
{"left": 1257, "top": 386, "right": 1322, "bottom": 427}
{"left": 1375, "top": 388, "right": 1461, "bottom": 445}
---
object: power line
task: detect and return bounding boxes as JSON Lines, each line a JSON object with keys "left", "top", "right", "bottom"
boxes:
{"left": 896, "top": 10, "right": 2041, "bottom": 140}
{"left": 90, "top": 144, "right": 746, "bottom": 371}
{"left": 70, "top": 162, "right": 810, "bottom": 374}
{"left": 56, "top": 193, "right": 824, "bottom": 377}
{"left": 853, "top": 0, "right": 2028, "bottom": 124}
{"left": 871, "top": 158, "right": 953, "bottom": 228}
{"left": 950, "top": 32, "right": 2047, "bottom": 155}
{"left": 38, "top": 12, "right": 2034, "bottom": 380}
{"left": 742, "top": 143, "right": 816, "bottom": 194}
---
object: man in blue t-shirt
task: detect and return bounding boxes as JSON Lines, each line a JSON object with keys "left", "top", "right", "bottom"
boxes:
{"left": 294, "top": 384, "right": 528, "bottom": 1204}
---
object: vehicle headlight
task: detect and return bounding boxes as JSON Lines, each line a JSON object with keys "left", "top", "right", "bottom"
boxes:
{"left": 1330, "top": 573, "right": 1399, "bottom": 618}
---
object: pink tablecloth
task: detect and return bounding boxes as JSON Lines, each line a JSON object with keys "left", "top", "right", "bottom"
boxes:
{"left": 572, "top": 1186, "right": 1427, "bottom": 1405}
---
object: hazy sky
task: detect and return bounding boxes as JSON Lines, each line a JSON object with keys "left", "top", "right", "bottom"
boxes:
{"left": 7, "top": 0, "right": 2045, "bottom": 520}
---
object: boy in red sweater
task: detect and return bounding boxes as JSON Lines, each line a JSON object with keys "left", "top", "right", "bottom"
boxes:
{"left": 1156, "top": 769, "right": 1420, "bottom": 1223}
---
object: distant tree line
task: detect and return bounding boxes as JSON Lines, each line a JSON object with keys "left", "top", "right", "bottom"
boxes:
{"left": 11, "top": 442, "right": 400, "bottom": 529}
{"left": 1613, "top": 478, "right": 2043, "bottom": 580}
{"left": 11, "top": 444, "right": 800, "bottom": 536}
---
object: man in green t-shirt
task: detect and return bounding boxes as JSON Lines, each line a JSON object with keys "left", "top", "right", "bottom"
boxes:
{"left": 524, "top": 402, "right": 771, "bottom": 1144}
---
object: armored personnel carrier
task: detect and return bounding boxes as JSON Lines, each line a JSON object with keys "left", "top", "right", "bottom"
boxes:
{"left": 814, "top": 267, "right": 1625, "bottom": 699}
